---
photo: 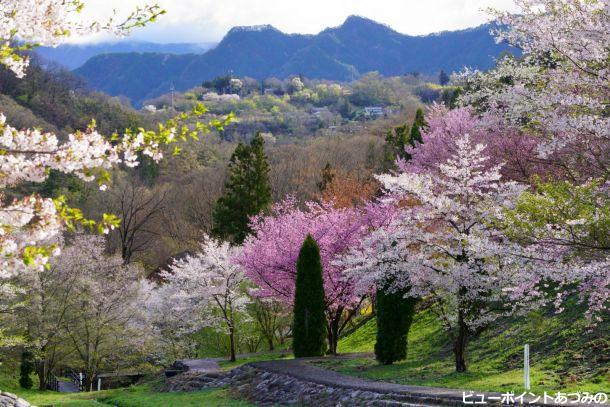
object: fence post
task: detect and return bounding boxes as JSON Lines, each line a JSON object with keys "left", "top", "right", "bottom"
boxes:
{"left": 524, "top": 344, "right": 530, "bottom": 390}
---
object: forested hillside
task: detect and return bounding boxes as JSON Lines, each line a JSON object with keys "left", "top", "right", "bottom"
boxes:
{"left": 74, "top": 17, "right": 513, "bottom": 104}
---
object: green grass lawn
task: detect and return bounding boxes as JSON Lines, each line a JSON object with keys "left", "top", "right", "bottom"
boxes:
{"left": 0, "top": 364, "right": 252, "bottom": 407}
{"left": 322, "top": 305, "right": 610, "bottom": 394}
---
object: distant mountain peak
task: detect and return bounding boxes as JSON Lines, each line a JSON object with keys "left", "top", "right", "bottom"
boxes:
{"left": 343, "top": 15, "right": 378, "bottom": 25}
{"left": 228, "top": 24, "right": 279, "bottom": 34}
{"left": 340, "top": 15, "right": 393, "bottom": 30}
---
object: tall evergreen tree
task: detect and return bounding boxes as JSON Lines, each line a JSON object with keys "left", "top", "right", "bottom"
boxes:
{"left": 19, "top": 349, "right": 34, "bottom": 389}
{"left": 212, "top": 132, "right": 272, "bottom": 244}
{"left": 292, "top": 235, "right": 327, "bottom": 357}
{"left": 384, "top": 108, "right": 427, "bottom": 167}
{"left": 439, "top": 69, "right": 450, "bottom": 86}
{"left": 409, "top": 108, "right": 426, "bottom": 145}
{"left": 384, "top": 123, "right": 411, "bottom": 166}
{"left": 375, "top": 281, "right": 418, "bottom": 365}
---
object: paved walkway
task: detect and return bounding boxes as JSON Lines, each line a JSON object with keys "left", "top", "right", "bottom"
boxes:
{"left": 57, "top": 379, "right": 79, "bottom": 393}
{"left": 177, "top": 358, "right": 223, "bottom": 374}
{"left": 250, "top": 357, "right": 596, "bottom": 407}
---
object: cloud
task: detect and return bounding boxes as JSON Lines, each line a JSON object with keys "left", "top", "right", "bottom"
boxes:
{"left": 71, "top": 0, "right": 518, "bottom": 44}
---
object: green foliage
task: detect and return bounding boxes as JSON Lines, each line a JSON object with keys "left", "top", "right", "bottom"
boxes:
{"left": 384, "top": 108, "right": 426, "bottom": 167}
{"left": 1, "top": 361, "right": 252, "bottom": 406}
{"left": 334, "top": 303, "right": 609, "bottom": 393}
{"left": 410, "top": 108, "right": 426, "bottom": 144}
{"left": 504, "top": 179, "right": 610, "bottom": 255}
{"left": 384, "top": 123, "right": 411, "bottom": 165}
{"left": 212, "top": 132, "right": 272, "bottom": 244}
{"left": 375, "top": 284, "right": 418, "bottom": 365}
{"left": 18, "top": 350, "right": 34, "bottom": 389}
{"left": 350, "top": 72, "right": 397, "bottom": 107}
{"left": 202, "top": 76, "right": 233, "bottom": 94}
{"left": 292, "top": 235, "right": 327, "bottom": 357}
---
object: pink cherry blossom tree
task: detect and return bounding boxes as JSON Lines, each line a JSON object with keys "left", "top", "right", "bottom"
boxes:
{"left": 237, "top": 197, "right": 391, "bottom": 354}
{"left": 399, "top": 104, "right": 555, "bottom": 183}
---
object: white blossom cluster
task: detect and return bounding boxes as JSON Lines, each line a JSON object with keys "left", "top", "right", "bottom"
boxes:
{"left": 0, "top": 0, "right": 161, "bottom": 77}
{"left": 0, "top": 112, "right": 174, "bottom": 279}
{"left": 340, "top": 135, "right": 533, "bottom": 332}
{"left": 458, "top": 0, "right": 610, "bottom": 163}
{"left": 151, "top": 236, "right": 250, "bottom": 337}
{"left": 0, "top": 0, "right": 169, "bottom": 283}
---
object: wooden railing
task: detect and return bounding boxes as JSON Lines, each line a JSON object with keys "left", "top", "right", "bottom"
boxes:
{"left": 45, "top": 373, "right": 59, "bottom": 392}
{"left": 68, "top": 370, "right": 85, "bottom": 391}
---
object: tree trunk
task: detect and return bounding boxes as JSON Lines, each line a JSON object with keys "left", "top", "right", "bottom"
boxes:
{"left": 267, "top": 337, "right": 274, "bottom": 351}
{"left": 36, "top": 360, "right": 47, "bottom": 391}
{"left": 84, "top": 371, "right": 93, "bottom": 392}
{"left": 327, "top": 313, "right": 340, "bottom": 355}
{"left": 453, "top": 310, "right": 468, "bottom": 372}
{"left": 229, "top": 327, "right": 236, "bottom": 362}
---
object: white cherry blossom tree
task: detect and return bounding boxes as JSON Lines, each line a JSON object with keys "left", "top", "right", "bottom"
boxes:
{"left": 157, "top": 236, "right": 250, "bottom": 362}
{"left": 341, "top": 134, "right": 531, "bottom": 372}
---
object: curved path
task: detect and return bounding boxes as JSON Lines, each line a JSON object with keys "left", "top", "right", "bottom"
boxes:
{"left": 177, "top": 358, "right": 223, "bottom": 373}
{"left": 249, "top": 356, "right": 594, "bottom": 407}
{"left": 57, "top": 380, "right": 80, "bottom": 393}
{"left": 251, "top": 357, "right": 470, "bottom": 406}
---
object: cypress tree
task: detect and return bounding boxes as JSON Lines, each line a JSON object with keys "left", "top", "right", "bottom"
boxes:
{"left": 409, "top": 108, "right": 426, "bottom": 145}
{"left": 212, "top": 132, "right": 272, "bottom": 244}
{"left": 292, "top": 235, "right": 327, "bottom": 357}
{"left": 375, "top": 280, "right": 418, "bottom": 365}
{"left": 439, "top": 69, "right": 450, "bottom": 86}
{"left": 19, "top": 349, "right": 34, "bottom": 389}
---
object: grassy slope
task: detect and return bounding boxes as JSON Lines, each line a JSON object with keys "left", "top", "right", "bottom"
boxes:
{"left": 324, "top": 305, "right": 610, "bottom": 394}
{"left": 0, "top": 363, "right": 252, "bottom": 407}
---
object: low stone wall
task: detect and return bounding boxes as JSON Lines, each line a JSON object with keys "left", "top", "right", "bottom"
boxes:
{"left": 0, "top": 391, "right": 31, "bottom": 407}
{"left": 160, "top": 365, "right": 438, "bottom": 406}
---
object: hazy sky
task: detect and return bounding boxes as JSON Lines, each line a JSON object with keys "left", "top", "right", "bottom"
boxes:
{"left": 73, "top": 0, "right": 518, "bottom": 44}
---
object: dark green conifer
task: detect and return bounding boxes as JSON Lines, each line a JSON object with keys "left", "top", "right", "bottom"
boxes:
{"left": 19, "top": 349, "right": 34, "bottom": 389}
{"left": 375, "top": 280, "right": 418, "bottom": 365}
{"left": 292, "top": 235, "right": 327, "bottom": 357}
{"left": 212, "top": 132, "right": 272, "bottom": 244}
{"left": 439, "top": 69, "right": 450, "bottom": 86}
{"left": 409, "top": 108, "right": 426, "bottom": 145}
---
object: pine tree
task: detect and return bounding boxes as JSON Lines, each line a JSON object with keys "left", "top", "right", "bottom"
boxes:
{"left": 384, "top": 124, "right": 411, "bottom": 166}
{"left": 410, "top": 108, "right": 426, "bottom": 145}
{"left": 292, "top": 235, "right": 327, "bottom": 357}
{"left": 212, "top": 132, "right": 272, "bottom": 244}
{"left": 375, "top": 281, "right": 418, "bottom": 365}
{"left": 384, "top": 108, "right": 427, "bottom": 167}
{"left": 439, "top": 69, "right": 450, "bottom": 86}
{"left": 19, "top": 349, "right": 34, "bottom": 389}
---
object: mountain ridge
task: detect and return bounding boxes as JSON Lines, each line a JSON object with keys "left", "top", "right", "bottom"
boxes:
{"left": 36, "top": 41, "right": 215, "bottom": 70}
{"left": 74, "top": 16, "right": 514, "bottom": 105}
